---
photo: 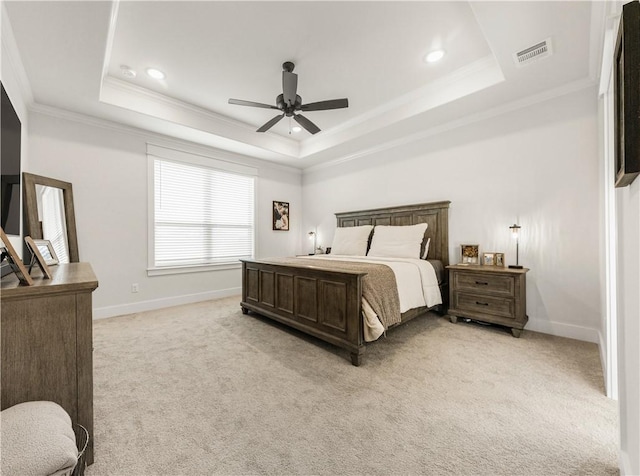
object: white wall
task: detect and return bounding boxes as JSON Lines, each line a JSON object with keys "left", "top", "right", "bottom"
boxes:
{"left": 303, "top": 86, "right": 602, "bottom": 342}
{"left": 26, "top": 110, "right": 302, "bottom": 318}
{"left": 616, "top": 179, "right": 640, "bottom": 475}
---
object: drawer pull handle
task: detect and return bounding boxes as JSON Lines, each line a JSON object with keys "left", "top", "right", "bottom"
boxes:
{"left": 475, "top": 281, "right": 489, "bottom": 285}
{"left": 476, "top": 301, "right": 489, "bottom": 306}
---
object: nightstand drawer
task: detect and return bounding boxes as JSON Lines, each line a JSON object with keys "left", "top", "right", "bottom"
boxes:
{"left": 453, "top": 292, "right": 515, "bottom": 319}
{"left": 454, "top": 272, "right": 514, "bottom": 296}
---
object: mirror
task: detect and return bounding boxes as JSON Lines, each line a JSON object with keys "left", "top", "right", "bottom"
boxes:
{"left": 23, "top": 172, "right": 79, "bottom": 263}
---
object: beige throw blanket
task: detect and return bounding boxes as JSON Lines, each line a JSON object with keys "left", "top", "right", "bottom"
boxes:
{"left": 260, "top": 257, "right": 401, "bottom": 329}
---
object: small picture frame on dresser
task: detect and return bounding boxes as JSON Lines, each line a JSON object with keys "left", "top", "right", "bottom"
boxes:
{"left": 461, "top": 244, "right": 479, "bottom": 264}
{"left": 25, "top": 236, "right": 52, "bottom": 279}
{"left": 495, "top": 253, "right": 505, "bottom": 267}
{"left": 482, "top": 252, "right": 495, "bottom": 266}
{"left": 0, "top": 227, "right": 34, "bottom": 286}
{"left": 31, "top": 239, "right": 59, "bottom": 266}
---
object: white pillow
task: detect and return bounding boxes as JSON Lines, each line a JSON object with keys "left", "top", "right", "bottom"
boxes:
{"left": 368, "top": 223, "right": 428, "bottom": 259}
{"left": 330, "top": 225, "right": 373, "bottom": 256}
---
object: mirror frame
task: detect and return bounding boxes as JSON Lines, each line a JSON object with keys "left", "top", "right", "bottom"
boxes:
{"left": 22, "top": 172, "right": 79, "bottom": 262}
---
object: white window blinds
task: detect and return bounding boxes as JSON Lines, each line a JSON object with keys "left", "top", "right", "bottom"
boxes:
{"left": 151, "top": 154, "right": 255, "bottom": 269}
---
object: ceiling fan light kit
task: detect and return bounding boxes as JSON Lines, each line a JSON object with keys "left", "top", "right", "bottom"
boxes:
{"left": 228, "top": 61, "right": 349, "bottom": 134}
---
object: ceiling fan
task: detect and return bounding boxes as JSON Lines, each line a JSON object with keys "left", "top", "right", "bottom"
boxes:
{"left": 228, "top": 61, "right": 349, "bottom": 135}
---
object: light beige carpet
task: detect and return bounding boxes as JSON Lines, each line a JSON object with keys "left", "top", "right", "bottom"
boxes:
{"left": 87, "top": 296, "right": 618, "bottom": 475}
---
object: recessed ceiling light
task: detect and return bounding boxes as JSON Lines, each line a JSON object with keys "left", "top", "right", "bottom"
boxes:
{"left": 146, "top": 68, "right": 166, "bottom": 80}
{"left": 292, "top": 126, "right": 302, "bottom": 133}
{"left": 425, "top": 50, "right": 445, "bottom": 63}
{"left": 120, "top": 65, "right": 136, "bottom": 78}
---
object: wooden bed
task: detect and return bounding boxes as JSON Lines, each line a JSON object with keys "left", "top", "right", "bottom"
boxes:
{"left": 240, "top": 201, "right": 450, "bottom": 365}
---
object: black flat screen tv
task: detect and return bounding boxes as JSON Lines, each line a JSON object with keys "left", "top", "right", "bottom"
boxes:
{"left": 1, "top": 82, "right": 22, "bottom": 235}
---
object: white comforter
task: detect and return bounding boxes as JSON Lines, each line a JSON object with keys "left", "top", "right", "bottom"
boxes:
{"left": 303, "top": 255, "right": 442, "bottom": 341}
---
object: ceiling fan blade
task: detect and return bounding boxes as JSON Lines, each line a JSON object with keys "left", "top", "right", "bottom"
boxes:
{"left": 300, "top": 98, "right": 349, "bottom": 111}
{"left": 229, "top": 98, "right": 279, "bottom": 110}
{"left": 257, "top": 114, "right": 285, "bottom": 133}
{"left": 282, "top": 71, "right": 298, "bottom": 107}
{"left": 293, "top": 114, "right": 321, "bottom": 135}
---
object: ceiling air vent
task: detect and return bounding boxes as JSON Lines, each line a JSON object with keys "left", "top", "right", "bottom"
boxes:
{"left": 513, "top": 38, "right": 553, "bottom": 67}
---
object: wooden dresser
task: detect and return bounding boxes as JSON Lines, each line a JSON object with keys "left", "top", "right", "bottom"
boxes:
{"left": 1, "top": 263, "right": 98, "bottom": 465}
{"left": 446, "top": 264, "right": 529, "bottom": 337}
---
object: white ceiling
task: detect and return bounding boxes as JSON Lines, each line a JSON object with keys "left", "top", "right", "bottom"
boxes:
{"left": 4, "top": 1, "right": 605, "bottom": 169}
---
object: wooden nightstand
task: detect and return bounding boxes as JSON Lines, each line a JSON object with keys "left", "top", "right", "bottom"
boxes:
{"left": 446, "top": 264, "right": 529, "bottom": 337}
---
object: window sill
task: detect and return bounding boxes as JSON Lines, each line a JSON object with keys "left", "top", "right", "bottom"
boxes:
{"left": 147, "top": 261, "right": 242, "bottom": 277}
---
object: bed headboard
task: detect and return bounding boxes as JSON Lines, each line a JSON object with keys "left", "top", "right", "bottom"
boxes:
{"left": 335, "top": 201, "right": 451, "bottom": 266}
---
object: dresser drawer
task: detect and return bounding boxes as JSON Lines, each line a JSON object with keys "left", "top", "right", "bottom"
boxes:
{"left": 453, "top": 272, "right": 514, "bottom": 296}
{"left": 452, "top": 292, "right": 515, "bottom": 319}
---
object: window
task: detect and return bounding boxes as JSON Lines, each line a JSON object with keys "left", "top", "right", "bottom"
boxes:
{"left": 148, "top": 144, "right": 256, "bottom": 274}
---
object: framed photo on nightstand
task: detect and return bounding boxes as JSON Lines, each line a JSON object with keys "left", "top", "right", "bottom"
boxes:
{"left": 482, "top": 253, "right": 495, "bottom": 266}
{"left": 461, "top": 244, "right": 479, "bottom": 264}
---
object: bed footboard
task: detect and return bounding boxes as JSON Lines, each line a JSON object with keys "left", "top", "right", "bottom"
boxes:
{"left": 241, "top": 259, "right": 367, "bottom": 365}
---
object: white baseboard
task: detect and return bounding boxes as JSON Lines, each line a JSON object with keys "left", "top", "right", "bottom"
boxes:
{"left": 598, "top": 329, "right": 607, "bottom": 380}
{"left": 93, "top": 287, "right": 241, "bottom": 320}
{"left": 526, "top": 319, "right": 599, "bottom": 343}
{"left": 597, "top": 329, "right": 617, "bottom": 399}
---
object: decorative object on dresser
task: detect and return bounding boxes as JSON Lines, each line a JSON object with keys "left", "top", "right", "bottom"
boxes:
{"left": 1, "top": 262, "right": 99, "bottom": 466}
{"left": 308, "top": 230, "right": 317, "bottom": 254}
{"left": 24, "top": 236, "right": 52, "bottom": 279}
{"left": 29, "top": 238, "right": 59, "bottom": 266}
{"left": 0, "top": 227, "right": 33, "bottom": 286}
{"left": 614, "top": 0, "right": 639, "bottom": 187}
{"left": 241, "top": 201, "right": 450, "bottom": 365}
{"left": 508, "top": 223, "right": 523, "bottom": 269}
{"left": 461, "top": 244, "right": 479, "bottom": 264}
{"left": 447, "top": 264, "right": 529, "bottom": 337}
{"left": 23, "top": 172, "right": 79, "bottom": 263}
{"left": 482, "top": 252, "right": 495, "bottom": 266}
{"left": 482, "top": 252, "right": 505, "bottom": 267}
{"left": 272, "top": 201, "right": 289, "bottom": 231}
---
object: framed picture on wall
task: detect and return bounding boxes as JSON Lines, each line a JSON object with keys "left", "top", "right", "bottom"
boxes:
{"left": 273, "top": 201, "right": 290, "bottom": 231}
{"left": 614, "top": 0, "right": 640, "bottom": 187}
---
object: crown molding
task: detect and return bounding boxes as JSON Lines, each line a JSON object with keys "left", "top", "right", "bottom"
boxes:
{"left": 102, "top": 75, "right": 259, "bottom": 131}
{"left": 100, "top": 0, "right": 120, "bottom": 85}
{"left": 28, "top": 102, "right": 302, "bottom": 175}
{"left": 100, "top": 75, "right": 300, "bottom": 158}
{"left": 304, "top": 76, "right": 596, "bottom": 174}
{"left": 301, "top": 55, "right": 503, "bottom": 157}
{"left": 340, "top": 55, "right": 500, "bottom": 131}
